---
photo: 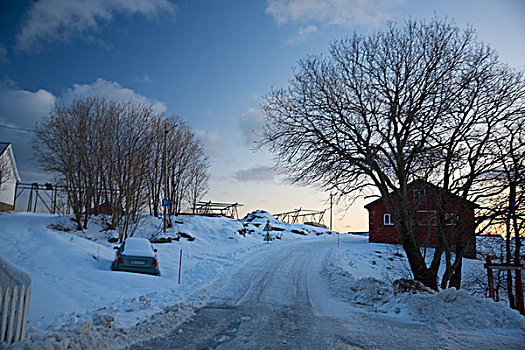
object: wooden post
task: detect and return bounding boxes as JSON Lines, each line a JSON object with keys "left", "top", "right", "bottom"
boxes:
{"left": 33, "top": 185, "right": 39, "bottom": 212}
{"left": 21, "top": 285, "right": 31, "bottom": 341}
{"left": 1, "top": 287, "right": 10, "bottom": 342}
{"left": 178, "top": 249, "right": 182, "bottom": 285}
{"left": 14, "top": 286, "right": 26, "bottom": 342}
{"left": 486, "top": 257, "right": 495, "bottom": 301}
{"left": 13, "top": 182, "right": 19, "bottom": 211}
{"left": 515, "top": 258, "right": 524, "bottom": 315}
{"left": 26, "top": 186, "right": 33, "bottom": 212}
{"left": 53, "top": 187, "right": 58, "bottom": 214}
{"left": 6, "top": 285, "right": 18, "bottom": 343}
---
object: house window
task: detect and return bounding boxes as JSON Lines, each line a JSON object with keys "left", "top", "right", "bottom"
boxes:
{"left": 413, "top": 188, "right": 428, "bottom": 202}
{"left": 417, "top": 210, "right": 437, "bottom": 226}
{"left": 445, "top": 213, "right": 458, "bottom": 226}
{"left": 384, "top": 214, "right": 393, "bottom": 225}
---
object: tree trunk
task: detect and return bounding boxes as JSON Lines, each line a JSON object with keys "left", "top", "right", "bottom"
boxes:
{"left": 506, "top": 182, "right": 517, "bottom": 308}
{"left": 448, "top": 258, "right": 462, "bottom": 289}
{"left": 398, "top": 224, "right": 439, "bottom": 290}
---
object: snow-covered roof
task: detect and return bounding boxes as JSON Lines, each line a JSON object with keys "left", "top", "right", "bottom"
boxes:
{"left": 122, "top": 237, "right": 155, "bottom": 257}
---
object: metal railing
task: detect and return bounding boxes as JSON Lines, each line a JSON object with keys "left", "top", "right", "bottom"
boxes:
{"left": 0, "top": 256, "right": 31, "bottom": 344}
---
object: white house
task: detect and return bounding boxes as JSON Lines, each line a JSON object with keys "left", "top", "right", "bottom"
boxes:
{"left": 0, "top": 142, "right": 20, "bottom": 211}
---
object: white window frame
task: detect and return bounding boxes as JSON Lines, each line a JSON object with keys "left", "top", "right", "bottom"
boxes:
{"left": 413, "top": 188, "right": 428, "bottom": 201}
{"left": 445, "top": 213, "right": 457, "bottom": 226}
{"left": 384, "top": 213, "right": 393, "bottom": 225}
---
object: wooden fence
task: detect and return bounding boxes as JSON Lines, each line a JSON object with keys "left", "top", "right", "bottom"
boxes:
{"left": 0, "top": 256, "right": 31, "bottom": 344}
{"left": 484, "top": 256, "right": 524, "bottom": 315}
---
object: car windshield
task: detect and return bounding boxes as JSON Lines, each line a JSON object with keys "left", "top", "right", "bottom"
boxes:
{"left": 121, "top": 238, "right": 155, "bottom": 257}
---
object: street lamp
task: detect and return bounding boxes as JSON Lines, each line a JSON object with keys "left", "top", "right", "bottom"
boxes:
{"left": 163, "top": 120, "right": 178, "bottom": 233}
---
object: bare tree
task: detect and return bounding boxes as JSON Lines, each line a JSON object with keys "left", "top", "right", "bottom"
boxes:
{"left": 261, "top": 17, "right": 525, "bottom": 290}
{"left": 108, "top": 102, "right": 155, "bottom": 241}
{"left": 187, "top": 150, "right": 210, "bottom": 213}
{"left": 34, "top": 98, "right": 103, "bottom": 230}
{"left": 167, "top": 121, "right": 190, "bottom": 217}
{"left": 35, "top": 97, "right": 210, "bottom": 240}
{"left": 144, "top": 117, "right": 210, "bottom": 221}
{"left": 489, "top": 115, "right": 525, "bottom": 307}
{"left": 34, "top": 98, "right": 153, "bottom": 238}
{"left": 164, "top": 121, "right": 209, "bottom": 218}
{"left": 145, "top": 115, "right": 167, "bottom": 217}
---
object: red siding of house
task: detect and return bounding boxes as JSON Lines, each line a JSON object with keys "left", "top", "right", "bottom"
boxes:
{"left": 366, "top": 182, "right": 477, "bottom": 258}
{"left": 368, "top": 200, "right": 398, "bottom": 243}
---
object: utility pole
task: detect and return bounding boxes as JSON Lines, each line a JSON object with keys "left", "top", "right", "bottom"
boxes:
{"left": 330, "top": 193, "right": 333, "bottom": 231}
{"left": 163, "top": 121, "right": 168, "bottom": 233}
{"left": 331, "top": 193, "right": 339, "bottom": 247}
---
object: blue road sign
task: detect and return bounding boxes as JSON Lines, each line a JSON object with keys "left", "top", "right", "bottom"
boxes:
{"left": 162, "top": 199, "right": 170, "bottom": 207}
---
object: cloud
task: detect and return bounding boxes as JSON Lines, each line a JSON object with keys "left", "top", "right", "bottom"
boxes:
{"left": 239, "top": 108, "right": 266, "bottom": 147}
{"left": 61, "top": 78, "right": 167, "bottom": 113}
{"left": 134, "top": 74, "right": 152, "bottom": 83}
{"left": 194, "top": 129, "right": 224, "bottom": 157}
{"left": 266, "top": 0, "right": 403, "bottom": 27}
{"left": 0, "top": 86, "right": 56, "bottom": 181}
{"left": 15, "top": 0, "right": 176, "bottom": 51}
{"left": 0, "top": 87, "right": 56, "bottom": 129}
{"left": 232, "top": 165, "right": 280, "bottom": 184}
{"left": 286, "top": 25, "right": 318, "bottom": 45}
{"left": 0, "top": 78, "right": 167, "bottom": 181}
{"left": 0, "top": 78, "right": 167, "bottom": 130}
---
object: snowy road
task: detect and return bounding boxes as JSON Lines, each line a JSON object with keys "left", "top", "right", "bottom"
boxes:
{"left": 132, "top": 239, "right": 524, "bottom": 350}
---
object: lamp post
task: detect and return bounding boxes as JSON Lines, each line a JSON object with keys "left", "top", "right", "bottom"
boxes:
{"left": 163, "top": 122, "right": 168, "bottom": 233}
{"left": 163, "top": 121, "right": 178, "bottom": 233}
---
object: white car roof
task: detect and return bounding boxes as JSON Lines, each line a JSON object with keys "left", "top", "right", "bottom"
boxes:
{"left": 122, "top": 237, "right": 155, "bottom": 258}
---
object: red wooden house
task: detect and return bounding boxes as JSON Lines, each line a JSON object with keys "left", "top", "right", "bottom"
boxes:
{"left": 364, "top": 180, "right": 477, "bottom": 258}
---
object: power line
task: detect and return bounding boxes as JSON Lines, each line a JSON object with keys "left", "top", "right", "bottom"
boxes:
{"left": 0, "top": 124, "right": 35, "bottom": 132}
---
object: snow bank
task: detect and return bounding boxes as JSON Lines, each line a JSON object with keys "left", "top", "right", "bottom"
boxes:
{"left": 19, "top": 304, "right": 194, "bottom": 350}
{"left": 387, "top": 287, "right": 525, "bottom": 329}
{"left": 323, "top": 236, "right": 525, "bottom": 333}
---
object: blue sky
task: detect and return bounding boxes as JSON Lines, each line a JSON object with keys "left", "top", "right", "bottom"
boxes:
{"left": 1, "top": 0, "right": 524, "bottom": 231}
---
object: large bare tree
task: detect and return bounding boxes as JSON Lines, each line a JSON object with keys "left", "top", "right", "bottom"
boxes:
{"left": 261, "top": 17, "right": 525, "bottom": 290}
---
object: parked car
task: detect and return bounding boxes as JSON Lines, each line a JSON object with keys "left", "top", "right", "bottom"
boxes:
{"left": 111, "top": 237, "right": 160, "bottom": 276}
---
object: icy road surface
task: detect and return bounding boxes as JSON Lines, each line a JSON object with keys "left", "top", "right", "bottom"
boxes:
{"left": 133, "top": 239, "right": 523, "bottom": 350}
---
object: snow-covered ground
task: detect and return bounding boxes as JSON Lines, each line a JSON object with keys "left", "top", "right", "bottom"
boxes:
{"left": 0, "top": 210, "right": 523, "bottom": 349}
{"left": 0, "top": 210, "right": 334, "bottom": 348}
